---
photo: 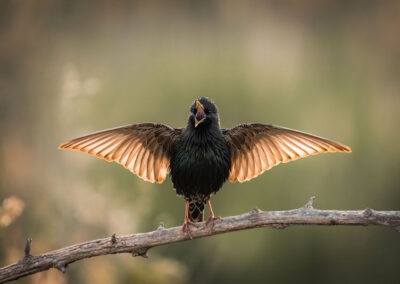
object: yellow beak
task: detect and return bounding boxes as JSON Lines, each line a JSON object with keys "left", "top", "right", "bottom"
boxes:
{"left": 194, "top": 100, "right": 205, "bottom": 127}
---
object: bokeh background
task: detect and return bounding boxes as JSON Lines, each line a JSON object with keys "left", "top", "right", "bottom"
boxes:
{"left": 1, "top": 1, "right": 399, "bottom": 283}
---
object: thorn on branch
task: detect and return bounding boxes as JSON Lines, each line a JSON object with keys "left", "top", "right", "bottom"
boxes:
{"left": 24, "top": 238, "right": 32, "bottom": 258}
{"left": 250, "top": 207, "right": 262, "bottom": 215}
{"left": 111, "top": 233, "right": 117, "bottom": 244}
{"left": 249, "top": 207, "right": 263, "bottom": 222}
{"left": 303, "top": 196, "right": 316, "bottom": 210}
{"left": 55, "top": 263, "right": 68, "bottom": 273}
{"left": 363, "top": 208, "right": 374, "bottom": 217}
{"left": 132, "top": 247, "right": 149, "bottom": 258}
{"left": 157, "top": 222, "right": 165, "bottom": 231}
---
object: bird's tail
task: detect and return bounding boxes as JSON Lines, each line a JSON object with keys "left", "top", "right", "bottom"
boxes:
{"left": 188, "top": 199, "right": 205, "bottom": 222}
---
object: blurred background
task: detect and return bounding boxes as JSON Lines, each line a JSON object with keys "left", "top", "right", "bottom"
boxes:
{"left": 1, "top": 1, "right": 399, "bottom": 283}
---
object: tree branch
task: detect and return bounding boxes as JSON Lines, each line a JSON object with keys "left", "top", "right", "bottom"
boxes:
{"left": 1, "top": 197, "right": 399, "bottom": 283}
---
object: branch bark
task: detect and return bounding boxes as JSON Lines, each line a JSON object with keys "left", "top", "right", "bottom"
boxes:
{"left": 1, "top": 197, "right": 399, "bottom": 283}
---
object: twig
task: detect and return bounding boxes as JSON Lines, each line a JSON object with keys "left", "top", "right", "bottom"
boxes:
{"left": 0, "top": 197, "right": 399, "bottom": 283}
{"left": 24, "top": 239, "right": 32, "bottom": 258}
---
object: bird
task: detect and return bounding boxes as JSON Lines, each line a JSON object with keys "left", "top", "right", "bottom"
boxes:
{"left": 59, "top": 97, "right": 351, "bottom": 235}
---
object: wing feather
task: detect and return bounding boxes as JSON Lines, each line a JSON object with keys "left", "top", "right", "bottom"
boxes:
{"left": 255, "top": 142, "right": 269, "bottom": 170}
{"left": 284, "top": 134, "right": 318, "bottom": 154}
{"left": 251, "top": 144, "right": 262, "bottom": 173}
{"left": 260, "top": 138, "right": 277, "bottom": 169}
{"left": 224, "top": 124, "right": 351, "bottom": 183}
{"left": 59, "top": 123, "right": 182, "bottom": 183}
{"left": 146, "top": 147, "right": 155, "bottom": 182}
{"left": 123, "top": 141, "right": 141, "bottom": 169}
{"left": 139, "top": 149, "right": 150, "bottom": 177}
{"left": 133, "top": 146, "right": 146, "bottom": 174}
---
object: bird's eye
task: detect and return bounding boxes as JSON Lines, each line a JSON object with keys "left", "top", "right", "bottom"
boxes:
{"left": 191, "top": 107, "right": 196, "bottom": 114}
{"left": 204, "top": 109, "right": 210, "bottom": 114}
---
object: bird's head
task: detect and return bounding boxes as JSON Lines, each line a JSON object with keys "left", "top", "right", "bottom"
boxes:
{"left": 188, "top": 97, "right": 220, "bottom": 129}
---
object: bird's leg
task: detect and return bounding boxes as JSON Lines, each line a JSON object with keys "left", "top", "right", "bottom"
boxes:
{"left": 206, "top": 200, "right": 221, "bottom": 227}
{"left": 182, "top": 199, "right": 195, "bottom": 238}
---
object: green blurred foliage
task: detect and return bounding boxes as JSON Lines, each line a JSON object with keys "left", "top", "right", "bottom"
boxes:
{"left": 0, "top": 1, "right": 399, "bottom": 283}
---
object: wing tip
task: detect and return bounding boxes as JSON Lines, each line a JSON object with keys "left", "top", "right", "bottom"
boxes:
{"left": 343, "top": 145, "right": 352, "bottom": 153}
{"left": 58, "top": 142, "right": 71, "bottom": 150}
{"left": 59, "top": 139, "right": 82, "bottom": 150}
{"left": 335, "top": 143, "right": 352, "bottom": 153}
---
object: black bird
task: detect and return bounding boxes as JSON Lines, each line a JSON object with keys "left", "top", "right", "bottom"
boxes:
{"left": 59, "top": 97, "right": 351, "bottom": 233}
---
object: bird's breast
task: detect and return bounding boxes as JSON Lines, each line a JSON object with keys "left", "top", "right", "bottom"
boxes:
{"left": 170, "top": 134, "right": 231, "bottom": 197}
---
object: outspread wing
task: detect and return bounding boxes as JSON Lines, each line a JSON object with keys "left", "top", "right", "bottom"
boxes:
{"left": 223, "top": 123, "right": 351, "bottom": 183}
{"left": 59, "top": 123, "right": 182, "bottom": 183}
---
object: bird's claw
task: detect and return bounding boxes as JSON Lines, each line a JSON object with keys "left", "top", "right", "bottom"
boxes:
{"left": 206, "top": 215, "right": 221, "bottom": 229}
{"left": 182, "top": 220, "right": 196, "bottom": 239}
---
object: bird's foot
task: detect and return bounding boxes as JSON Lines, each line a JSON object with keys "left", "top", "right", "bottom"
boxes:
{"left": 206, "top": 215, "right": 221, "bottom": 230}
{"left": 182, "top": 219, "right": 196, "bottom": 239}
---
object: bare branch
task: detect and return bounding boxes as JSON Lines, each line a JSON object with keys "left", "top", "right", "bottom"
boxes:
{"left": 1, "top": 197, "right": 399, "bottom": 283}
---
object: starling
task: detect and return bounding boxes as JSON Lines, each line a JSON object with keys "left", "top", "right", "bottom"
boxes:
{"left": 59, "top": 97, "right": 351, "bottom": 234}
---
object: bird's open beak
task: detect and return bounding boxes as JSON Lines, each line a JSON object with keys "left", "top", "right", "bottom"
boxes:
{"left": 195, "top": 100, "right": 205, "bottom": 127}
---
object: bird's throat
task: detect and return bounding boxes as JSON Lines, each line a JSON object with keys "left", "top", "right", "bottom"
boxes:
{"left": 194, "top": 117, "right": 205, "bottom": 127}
